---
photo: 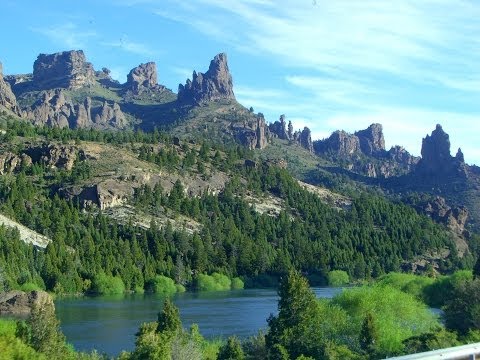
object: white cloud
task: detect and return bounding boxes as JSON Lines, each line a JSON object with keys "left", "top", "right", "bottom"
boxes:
{"left": 31, "top": 22, "right": 96, "bottom": 49}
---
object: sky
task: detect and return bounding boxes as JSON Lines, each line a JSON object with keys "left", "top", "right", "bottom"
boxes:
{"left": 1, "top": 0, "right": 479, "bottom": 164}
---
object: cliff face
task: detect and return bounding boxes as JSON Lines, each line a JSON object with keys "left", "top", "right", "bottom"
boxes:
{"left": 355, "top": 123, "right": 385, "bottom": 155}
{"left": 269, "top": 115, "right": 313, "bottom": 152}
{"left": 178, "top": 53, "right": 235, "bottom": 104}
{"left": 0, "top": 61, "right": 19, "bottom": 113}
{"left": 33, "top": 50, "right": 95, "bottom": 90}
{"left": 126, "top": 62, "right": 158, "bottom": 93}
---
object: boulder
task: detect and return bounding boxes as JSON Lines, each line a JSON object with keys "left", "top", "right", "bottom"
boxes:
{"left": 178, "top": 53, "right": 235, "bottom": 104}
{"left": 0, "top": 290, "right": 53, "bottom": 316}
{"left": 33, "top": 50, "right": 95, "bottom": 90}
{"left": 24, "top": 143, "right": 81, "bottom": 171}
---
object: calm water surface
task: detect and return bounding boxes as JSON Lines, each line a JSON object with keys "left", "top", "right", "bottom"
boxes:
{"left": 55, "top": 287, "right": 342, "bottom": 356}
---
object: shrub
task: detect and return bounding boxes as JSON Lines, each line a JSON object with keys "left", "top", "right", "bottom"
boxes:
{"left": 231, "top": 277, "right": 244, "bottom": 290}
{"left": 91, "top": 273, "right": 125, "bottom": 295}
{"left": 327, "top": 270, "right": 350, "bottom": 287}
{"left": 148, "top": 275, "right": 177, "bottom": 295}
{"left": 196, "top": 273, "right": 232, "bottom": 291}
{"left": 19, "top": 282, "right": 43, "bottom": 292}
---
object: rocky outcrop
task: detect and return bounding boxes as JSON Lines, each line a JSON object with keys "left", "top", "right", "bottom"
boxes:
{"left": 178, "top": 53, "right": 235, "bottom": 105}
{"left": 314, "top": 130, "right": 361, "bottom": 156}
{"left": 269, "top": 115, "right": 290, "bottom": 140}
{"left": 126, "top": 62, "right": 158, "bottom": 93}
{"left": 61, "top": 180, "right": 134, "bottom": 210}
{"left": 299, "top": 127, "right": 313, "bottom": 153}
{"left": 416, "top": 124, "right": 466, "bottom": 177}
{"left": 420, "top": 196, "right": 469, "bottom": 235}
{"left": 355, "top": 123, "right": 385, "bottom": 155}
{"left": 25, "top": 143, "right": 82, "bottom": 171}
{"left": 0, "top": 62, "right": 20, "bottom": 113}
{"left": 0, "top": 290, "right": 53, "bottom": 316}
{"left": 33, "top": 50, "right": 95, "bottom": 90}
{"left": 234, "top": 113, "right": 270, "bottom": 150}
{"left": 23, "top": 89, "right": 74, "bottom": 128}
{"left": 93, "top": 101, "right": 127, "bottom": 128}
{"left": 0, "top": 152, "right": 32, "bottom": 175}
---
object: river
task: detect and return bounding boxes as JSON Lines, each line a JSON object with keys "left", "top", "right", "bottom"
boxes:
{"left": 55, "top": 287, "right": 342, "bottom": 356}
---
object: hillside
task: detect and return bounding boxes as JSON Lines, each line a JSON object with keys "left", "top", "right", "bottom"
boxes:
{"left": 0, "top": 49, "right": 479, "bottom": 294}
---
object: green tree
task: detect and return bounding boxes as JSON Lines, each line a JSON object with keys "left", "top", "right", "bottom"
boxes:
{"left": 359, "top": 313, "right": 378, "bottom": 356}
{"left": 444, "top": 278, "right": 480, "bottom": 334}
{"left": 217, "top": 336, "right": 245, "bottom": 360}
{"left": 157, "top": 299, "right": 181, "bottom": 335}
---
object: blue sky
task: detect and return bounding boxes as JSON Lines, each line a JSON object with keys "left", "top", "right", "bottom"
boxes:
{"left": 1, "top": 0, "right": 479, "bottom": 164}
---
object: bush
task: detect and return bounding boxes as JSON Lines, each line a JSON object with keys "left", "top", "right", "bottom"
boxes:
{"left": 377, "top": 273, "right": 434, "bottom": 301}
{"left": 231, "top": 277, "right": 244, "bottom": 290}
{"left": 175, "top": 284, "right": 186, "bottom": 293}
{"left": 333, "top": 285, "right": 440, "bottom": 356}
{"left": 19, "top": 282, "right": 43, "bottom": 292}
{"left": 91, "top": 273, "right": 125, "bottom": 295}
{"left": 148, "top": 275, "right": 177, "bottom": 295}
{"left": 327, "top": 270, "right": 350, "bottom": 287}
{"left": 196, "top": 273, "right": 232, "bottom": 291}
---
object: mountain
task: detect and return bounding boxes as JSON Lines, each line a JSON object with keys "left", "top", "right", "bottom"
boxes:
{"left": 0, "top": 49, "right": 479, "bottom": 295}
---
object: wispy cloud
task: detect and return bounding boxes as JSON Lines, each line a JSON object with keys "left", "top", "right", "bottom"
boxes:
{"left": 102, "top": 36, "right": 157, "bottom": 57}
{"left": 31, "top": 22, "right": 96, "bottom": 49}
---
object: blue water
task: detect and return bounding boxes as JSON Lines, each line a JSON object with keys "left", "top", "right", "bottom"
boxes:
{"left": 55, "top": 287, "right": 342, "bottom": 356}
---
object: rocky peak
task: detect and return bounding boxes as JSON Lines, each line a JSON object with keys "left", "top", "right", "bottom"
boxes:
{"left": 354, "top": 123, "right": 385, "bottom": 155}
{"left": 269, "top": 114, "right": 290, "bottom": 140}
{"left": 126, "top": 62, "right": 158, "bottom": 93}
{"left": 314, "top": 130, "right": 361, "bottom": 157}
{"left": 177, "top": 53, "right": 235, "bottom": 104}
{"left": 33, "top": 50, "right": 95, "bottom": 90}
{"left": 456, "top": 148, "right": 465, "bottom": 163}
{"left": 418, "top": 124, "right": 456, "bottom": 175}
{"left": 0, "top": 61, "right": 19, "bottom": 113}
{"left": 299, "top": 127, "right": 313, "bottom": 153}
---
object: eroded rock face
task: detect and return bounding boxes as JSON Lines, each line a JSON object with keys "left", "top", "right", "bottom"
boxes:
{"left": 235, "top": 113, "right": 270, "bottom": 150}
{"left": 0, "top": 152, "right": 32, "bottom": 175}
{"left": 23, "top": 89, "right": 74, "bottom": 128}
{"left": 299, "top": 127, "right": 313, "bottom": 153}
{"left": 315, "top": 130, "right": 361, "bottom": 156}
{"left": 269, "top": 114, "right": 290, "bottom": 140}
{"left": 0, "top": 61, "right": 19, "bottom": 113}
{"left": 355, "top": 123, "right": 385, "bottom": 155}
{"left": 178, "top": 53, "right": 235, "bottom": 104}
{"left": 33, "top": 50, "right": 95, "bottom": 90}
{"left": 422, "top": 196, "right": 469, "bottom": 235}
{"left": 0, "top": 290, "right": 53, "bottom": 316}
{"left": 126, "top": 62, "right": 158, "bottom": 93}
{"left": 93, "top": 101, "right": 127, "bottom": 128}
{"left": 25, "top": 143, "right": 81, "bottom": 171}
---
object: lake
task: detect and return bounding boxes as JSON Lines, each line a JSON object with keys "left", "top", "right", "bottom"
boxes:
{"left": 55, "top": 287, "right": 342, "bottom": 356}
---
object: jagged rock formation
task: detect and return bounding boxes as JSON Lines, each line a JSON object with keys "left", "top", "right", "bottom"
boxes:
{"left": 354, "top": 123, "right": 385, "bottom": 155}
{"left": 298, "top": 127, "right": 313, "bottom": 153}
{"left": 126, "top": 62, "right": 158, "bottom": 93}
{"left": 315, "top": 130, "right": 361, "bottom": 156}
{"left": 178, "top": 53, "right": 235, "bottom": 104}
{"left": 93, "top": 101, "right": 127, "bottom": 128}
{"left": 0, "top": 152, "right": 32, "bottom": 175}
{"left": 0, "top": 290, "right": 53, "bottom": 316}
{"left": 269, "top": 114, "right": 290, "bottom": 140}
{"left": 0, "top": 61, "right": 19, "bottom": 113}
{"left": 63, "top": 181, "right": 134, "bottom": 210}
{"left": 24, "top": 143, "right": 83, "bottom": 171}
{"left": 23, "top": 89, "right": 75, "bottom": 128}
{"left": 234, "top": 113, "right": 270, "bottom": 150}
{"left": 421, "top": 196, "right": 469, "bottom": 235}
{"left": 33, "top": 50, "right": 95, "bottom": 90}
{"left": 269, "top": 115, "right": 313, "bottom": 152}
{"left": 416, "top": 124, "right": 466, "bottom": 177}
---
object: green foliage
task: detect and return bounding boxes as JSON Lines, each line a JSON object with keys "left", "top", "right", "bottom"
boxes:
{"left": 266, "top": 270, "right": 321, "bottom": 359}
{"left": 377, "top": 272, "right": 435, "bottom": 302}
{"left": 19, "top": 282, "right": 43, "bottom": 292}
{"left": 231, "top": 277, "right": 245, "bottom": 290}
{"left": 359, "top": 313, "right": 378, "bottom": 355}
{"left": 327, "top": 270, "right": 349, "bottom": 287}
{"left": 196, "top": 273, "right": 232, "bottom": 291}
{"left": 157, "top": 299, "right": 182, "bottom": 335}
{"left": 402, "top": 327, "right": 459, "bottom": 355}
{"left": 444, "top": 278, "right": 480, "bottom": 334}
{"left": 217, "top": 336, "right": 245, "bottom": 360}
{"left": 148, "top": 275, "right": 177, "bottom": 295}
{"left": 333, "top": 285, "right": 440, "bottom": 356}
{"left": 424, "top": 270, "right": 473, "bottom": 307}
{"left": 91, "top": 273, "right": 125, "bottom": 295}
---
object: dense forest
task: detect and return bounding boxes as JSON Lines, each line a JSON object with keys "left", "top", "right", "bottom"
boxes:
{"left": 0, "top": 119, "right": 473, "bottom": 295}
